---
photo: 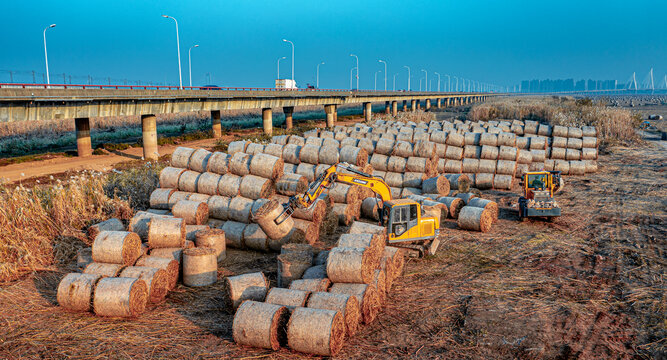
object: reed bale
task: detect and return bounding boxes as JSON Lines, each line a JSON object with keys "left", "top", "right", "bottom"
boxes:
{"left": 92, "top": 277, "right": 148, "bottom": 319}
{"left": 361, "top": 197, "right": 381, "bottom": 220}
{"left": 387, "top": 156, "right": 407, "bottom": 172}
{"left": 221, "top": 221, "right": 246, "bottom": 248}
{"left": 229, "top": 152, "right": 253, "bottom": 176}
{"left": 287, "top": 307, "right": 345, "bottom": 356}
{"left": 529, "top": 136, "right": 547, "bottom": 150}
{"left": 458, "top": 206, "right": 493, "bottom": 232}
{"left": 283, "top": 163, "right": 297, "bottom": 174}
{"left": 529, "top": 162, "right": 545, "bottom": 172}
{"left": 92, "top": 231, "right": 141, "bottom": 266}
{"left": 446, "top": 132, "right": 465, "bottom": 147}
{"left": 330, "top": 183, "right": 359, "bottom": 204}
{"left": 290, "top": 278, "right": 331, "bottom": 292}
{"left": 581, "top": 136, "right": 598, "bottom": 148}
{"left": 422, "top": 176, "right": 451, "bottom": 196}
{"left": 523, "top": 120, "right": 538, "bottom": 134}
{"left": 413, "top": 141, "right": 436, "bottom": 158}
{"left": 496, "top": 146, "right": 516, "bottom": 161}
{"left": 567, "top": 137, "right": 583, "bottom": 149}
{"left": 480, "top": 145, "right": 499, "bottom": 160}
{"left": 77, "top": 248, "right": 93, "bottom": 270}
{"left": 436, "top": 196, "right": 465, "bottom": 219}
{"left": 246, "top": 153, "right": 284, "bottom": 180}
{"left": 208, "top": 195, "right": 232, "bottom": 221}
{"left": 496, "top": 160, "right": 517, "bottom": 176}
{"left": 232, "top": 301, "right": 289, "bottom": 350}
{"left": 462, "top": 158, "right": 479, "bottom": 173}
{"left": 278, "top": 253, "right": 313, "bottom": 287}
{"left": 340, "top": 137, "right": 358, "bottom": 147}
{"left": 479, "top": 133, "right": 498, "bottom": 147}
{"left": 565, "top": 148, "right": 581, "bottom": 160}
{"left": 463, "top": 145, "right": 481, "bottom": 159}
{"left": 185, "top": 225, "right": 209, "bottom": 242}
{"left": 189, "top": 173, "right": 218, "bottom": 197}
{"left": 545, "top": 159, "right": 555, "bottom": 171}
{"left": 236, "top": 175, "right": 272, "bottom": 200}
{"left": 477, "top": 158, "right": 496, "bottom": 173}
{"left": 550, "top": 147, "right": 566, "bottom": 160}
{"left": 444, "top": 145, "right": 463, "bottom": 160}
{"left": 265, "top": 288, "right": 310, "bottom": 311}
{"left": 553, "top": 159, "right": 570, "bottom": 174}
{"left": 569, "top": 160, "right": 586, "bottom": 175}
{"left": 224, "top": 272, "right": 269, "bottom": 310}
{"left": 581, "top": 148, "right": 598, "bottom": 160}
{"left": 413, "top": 132, "right": 430, "bottom": 142}
{"left": 252, "top": 199, "right": 294, "bottom": 239}
{"left": 57, "top": 273, "right": 101, "bottom": 312}
{"left": 396, "top": 132, "right": 413, "bottom": 143}
{"left": 302, "top": 265, "right": 327, "bottom": 279}
{"left": 326, "top": 247, "right": 377, "bottom": 284}
{"left": 181, "top": 247, "right": 218, "bottom": 286}
{"left": 583, "top": 159, "right": 598, "bottom": 173}
{"left": 444, "top": 174, "right": 471, "bottom": 192}
{"left": 464, "top": 132, "right": 481, "bottom": 145}
{"left": 369, "top": 153, "right": 389, "bottom": 171}
{"left": 226, "top": 196, "right": 254, "bottom": 224}
{"left": 329, "top": 283, "right": 380, "bottom": 324}
{"left": 88, "top": 218, "right": 125, "bottom": 243}
{"left": 337, "top": 233, "right": 384, "bottom": 256}
{"left": 290, "top": 219, "right": 318, "bottom": 245}
{"left": 187, "top": 149, "right": 211, "bottom": 173}
{"left": 307, "top": 292, "right": 360, "bottom": 336}
{"left": 170, "top": 148, "right": 194, "bottom": 169}
{"left": 405, "top": 157, "right": 427, "bottom": 173}
{"left": 403, "top": 173, "right": 423, "bottom": 188}
{"left": 339, "top": 146, "right": 368, "bottom": 167}
{"left": 177, "top": 170, "right": 201, "bottom": 193}
{"left": 430, "top": 131, "right": 447, "bottom": 144}
{"left": 275, "top": 173, "right": 308, "bottom": 196}
{"left": 510, "top": 123, "right": 524, "bottom": 135}
{"left": 493, "top": 173, "right": 513, "bottom": 189}
{"left": 304, "top": 136, "right": 323, "bottom": 146}
{"left": 371, "top": 268, "right": 387, "bottom": 304}
{"left": 245, "top": 143, "right": 265, "bottom": 156}
{"left": 383, "top": 172, "right": 403, "bottom": 187}
{"left": 322, "top": 138, "right": 340, "bottom": 149}
{"left": 172, "top": 200, "right": 209, "bottom": 225}
{"left": 149, "top": 248, "right": 184, "bottom": 264}
{"left": 298, "top": 144, "right": 320, "bottom": 164}
{"left": 467, "top": 198, "right": 499, "bottom": 222}
{"left": 228, "top": 140, "right": 249, "bottom": 155}
{"left": 497, "top": 132, "right": 516, "bottom": 147}
{"left": 530, "top": 149, "right": 547, "bottom": 162}
{"left": 333, "top": 203, "right": 356, "bottom": 225}
{"left": 475, "top": 173, "right": 494, "bottom": 190}
{"left": 194, "top": 229, "right": 226, "bottom": 262}
{"left": 205, "top": 153, "right": 230, "bottom": 176}
{"left": 135, "top": 255, "right": 179, "bottom": 290}
{"left": 390, "top": 141, "right": 412, "bottom": 158}
{"left": 514, "top": 149, "right": 531, "bottom": 164}
{"left": 159, "top": 167, "right": 186, "bottom": 189}
{"left": 281, "top": 144, "right": 302, "bottom": 165}
{"left": 374, "top": 138, "right": 394, "bottom": 155}
{"left": 146, "top": 208, "right": 169, "bottom": 216}
{"left": 118, "top": 266, "right": 168, "bottom": 304}
{"left": 582, "top": 126, "right": 597, "bottom": 137}
{"left": 316, "top": 146, "right": 339, "bottom": 165}
{"left": 295, "top": 163, "right": 316, "bottom": 182}
{"left": 551, "top": 125, "right": 567, "bottom": 137}
{"left": 84, "top": 262, "right": 125, "bottom": 277}
{"left": 567, "top": 126, "right": 583, "bottom": 138}
{"left": 288, "top": 135, "right": 306, "bottom": 146}
{"left": 148, "top": 217, "right": 185, "bottom": 248}
{"left": 292, "top": 198, "right": 326, "bottom": 224}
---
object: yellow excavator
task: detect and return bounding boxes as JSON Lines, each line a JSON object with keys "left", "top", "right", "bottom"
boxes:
{"left": 518, "top": 170, "right": 563, "bottom": 221}
{"left": 276, "top": 163, "right": 441, "bottom": 256}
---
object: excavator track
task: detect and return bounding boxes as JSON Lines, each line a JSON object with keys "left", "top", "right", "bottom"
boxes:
{"left": 392, "top": 238, "right": 440, "bottom": 258}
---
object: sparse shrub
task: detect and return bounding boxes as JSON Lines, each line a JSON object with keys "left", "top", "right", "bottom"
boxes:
{"left": 103, "top": 161, "right": 165, "bottom": 210}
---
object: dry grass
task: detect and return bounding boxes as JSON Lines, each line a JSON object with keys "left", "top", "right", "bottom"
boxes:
{"left": 0, "top": 172, "right": 134, "bottom": 283}
{"left": 469, "top": 97, "right": 643, "bottom": 147}
{"left": 374, "top": 110, "right": 437, "bottom": 124}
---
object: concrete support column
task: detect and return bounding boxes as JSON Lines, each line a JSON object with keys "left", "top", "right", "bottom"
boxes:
{"left": 402, "top": 100, "right": 407, "bottom": 112}
{"left": 333, "top": 105, "right": 338, "bottom": 123}
{"left": 425, "top": 99, "right": 431, "bottom": 111}
{"left": 283, "top": 106, "right": 294, "bottom": 130}
{"left": 385, "top": 101, "right": 390, "bottom": 114}
{"left": 211, "top": 110, "right": 222, "bottom": 138}
{"left": 141, "top": 114, "right": 158, "bottom": 161}
{"left": 436, "top": 98, "right": 441, "bottom": 109}
{"left": 410, "top": 100, "right": 417, "bottom": 112}
{"left": 262, "top": 108, "right": 273, "bottom": 135}
{"left": 363, "top": 102, "right": 372, "bottom": 121}
{"left": 391, "top": 101, "right": 398, "bottom": 116}
{"left": 75, "top": 117, "right": 92, "bottom": 157}
{"left": 324, "top": 104, "right": 335, "bottom": 128}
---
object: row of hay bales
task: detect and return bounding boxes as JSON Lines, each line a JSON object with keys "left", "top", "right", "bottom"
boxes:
{"left": 230, "top": 222, "right": 405, "bottom": 356}
{"left": 59, "top": 214, "right": 226, "bottom": 317}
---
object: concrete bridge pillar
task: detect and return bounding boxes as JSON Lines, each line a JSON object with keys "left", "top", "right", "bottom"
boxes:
{"left": 391, "top": 101, "right": 398, "bottom": 116}
{"left": 363, "top": 102, "right": 372, "bottom": 121}
{"left": 402, "top": 100, "right": 407, "bottom": 112}
{"left": 333, "top": 105, "right": 338, "bottom": 123}
{"left": 211, "top": 110, "right": 222, "bottom": 138}
{"left": 425, "top": 99, "right": 431, "bottom": 111}
{"left": 262, "top": 108, "right": 273, "bottom": 135}
{"left": 141, "top": 114, "right": 158, "bottom": 161}
{"left": 436, "top": 98, "right": 441, "bottom": 109}
{"left": 283, "top": 106, "right": 295, "bottom": 129}
{"left": 410, "top": 100, "right": 417, "bottom": 111}
{"left": 385, "top": 101, "right": 391, "bottom": 114}
{"left": 75, "top": 117, "right": 92, "bottom": 157}
{"left": 324, "top": 104, "right": 336, "bottom": 128}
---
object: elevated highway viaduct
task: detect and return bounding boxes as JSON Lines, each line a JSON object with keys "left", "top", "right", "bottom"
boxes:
{"left": 0, "top": 86, "right": 494, "bottom": 160}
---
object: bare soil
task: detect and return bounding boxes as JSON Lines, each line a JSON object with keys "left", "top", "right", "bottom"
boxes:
{"left": 1, "top": 127, "right": 664, "bottom": 359}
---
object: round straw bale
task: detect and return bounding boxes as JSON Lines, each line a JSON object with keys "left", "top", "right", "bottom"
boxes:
{"left": 458, "top": 206, "right": 493, "bottom": 232}
{"left": 282, "top": 144, "right": 302, "bottom": 165}
{"left": 569, "top": 160, "right": 585, "bottom": 175}
{"left": 567, "top": 137, "right": 583, "bottom": 149}
{"left": 232, "top": 301, "right": 289, "bottom": 350}
{"left": 149, "top": 247, "right": 184, "bottom": 264}
{"left": 422, "top": 176, "right": 451, "bottom": 196}
{"left": 313, "top": 250, "right": 330, "bottom": 266}
{"left": 253, "top": 199, "right": 294, "bottom": 239}
{"left": 237, "top": 175, "right": 273, "bottom": 200}
{"left": 287, "top": 307, "right": 345, "bottom": 356}
{"left": 318, "top": 146, "right": 339, "bottom": 165}
{"left": 537, "top": 124, "right": 552, "bottom": 137}
{"left": 516, "top": 149, "right": 532, "bottom": 164}
{"left": 299, "top": 144, "right": 320, "bottom": 164}
{"left": 170, "top": 147, "right": 195, "bottom": 168}
{"left": 406, "top": 157, "right": 428, "bottom": 172}
{"left": 565, "top": 148, "right": 581, "bottom": 160}
{"left": 93, "top": 277, "right": 147, "bottom": 317}
{"left": 191, "top": 173, "right": 218, "bottom": 196}
{"left": 369, "top": 153, "right": 389, "bottom": 171}
{"left": 266, "top": 288, "right": 310, "bottom": 309}
{"left": 229, "top": 152, "right": 253, "bottom": 176}
{"left": 493, "top": 174, "right": 513, "bottom": 189}
{"left": 307, "top": 292, "right": 360, "bottom": 337}
{"left": 464, "top": 132, "right": 481, "bottom": 145}
{"left": 390, "top": 141, "right": 413, "bottom": 158}
{"left": 552, "top": 125, "right": 568, "bottom": 137}
{"left": 583, "top": 160, "right": 598, "bottom": 173}
{"left": 57, "top": 273, "right": 101, "bottom": 312}
{"left": 581, "top": 148, "right": 598, "bottom": 160}
{"left": 530, "top": 149, "right": 546, "bottom": 162}
{"left": 467, "top": 198, "right": 498, "bottom": 222}
{"left": 549, "top": 137, "right": 567, "bottom": 149}
{"left": 185, "top": 225, "right": 209, "bottom": 241}
{"left": 496, "top": 160, "right": 517, "bottom": 176}
{"left": 207, "top": 152, "right": 231, "bottom": 175}
{"left": 290, "top": 278, "right": 331, "bottom": 293}
{"left": 84, "top": 262, "right": 125, "bottom": 277}
{"left": 224, "top": 272, "right": 269, "bottom": 310}
{"left": 413, "top": 141, "right": 436, "bottom": 158}
{"left": 444, "top": 174, "right": 470, "bottom": 192}
{"left": 339, "top": 146, "right": 368, "bottom": 167}
{"left": 333, "top": 203, "right": 356, "bottom": 225}
{"left": 245, "top": 143, "right": 265, "bottom": 156}
{"left": 444, "top": 145, "right": 463, "bottom": 160}
{"left": 463, "top": 145, "right": 481, "bottom": 159}
{"left": 304, "top": 136, "right": 323, "bottom": 146}
{"left": 446, "top": 132, "right": 465, "bottom": 147}
{"left": 475, "top": 173, "right": 494, "bottom": 190}
{"left": 135, "top": 255, "right": 179, "bottom": 290}
{"left": 498, "top": 146, "right": 517, "bottom": 161}
{"left": 356, "top": 138, "right": 375, "bottom": 154}
{"left": 402, "top": 173, "right": 423, "bottom": 189}
{"left": 291, "top": 198, "right": 326, "bottom": 224}
{"left": 148, "top": 217, "right": 185, "bottom": 248}
{"left": 462, "top": 158, "right": 479, "bottom": 173}
{"left": 283, "top": 163, "right": 297, "bottom": 174}
{"left": 386, "top": 156, "right": 407, "bottom": 173}
{"left": 361, "top": 197, "right": 381, "bottom": 220}
{"left": 326, "top": 247, "right": 376, "bottom": 284}
{"left": 148, "top": 189, "right": 175, "bottom": 211}
{"left": 226, "top": 196, "right": 254, "bottom": 223}
{"left": 182, "top": 247, "right": 217, "bottom": 287}
{"left": 371, "top": 268, "right": 387, "bottom": 304}
{"left": 582, "top": 126, "right": 597, "bottom": 137}
{"left": 296, "top": 163, "right": 316, "bottom": 182}
{"left": 480, "top": 145, "right": 499, "bottom": 160}
{"left": 373, "top": 138, "right": 393, "bottom": 155}
{"left": 249, "top": 153, "right": 284, "bottom": 180}
{"left": 120, "top": 266, "right": 169, "bottom": 303}
{"left": 281, "top": 243, "right": 315, "bottom": 259}
{"left": 207, "top": 195, "right": 231, "bottom": 220}
{"left": 396, "top": 132, "right": 413, "bottom": 143}
{"left": 261, "top": 143, "right": 282, "bottom": 158}
{"left": 510, "top": 123, "right": 524, "bottom": 135}
{"left": 337, "top": 233, "right": 384, "bottom": 256}
{"left": 188, "top": 149, "right": 212, "bottom": 173}
{"left": 289, "top": 219, "right": 318, "bottom": 245}
{"left": 278, "top": 253, "right": 313, "bottom": 287}
{"left": 288, "top": 135, "right": 306, "bottom": 146}
{"left": 497, "top": 132, "right": 517, "bottom": 147}
{"left": 479, "top": 133, "right": 498, "bottom": 147}
{"left": 92, "top": 231, "right": 141, "bottom": 266}
{"left": 228, "top": 140, "right": 249, "bottom": 155}
{"left": 582, "top": 136, "right": 598, "bottom": 148}
{"left": 388, "top": 186, "right": 401, "bottom": 199}
{"left": 554, "top": 160, "right": 570, "bottom": 174}
{"left": 515, "top": 136, "right": 529, "bottom": 149}
{"left": 567, "top": 126, "right": 583, "bottom": 138}
{"left": 437, "top": 196, "right": 465, "bottom": 219}
{"left": 478, "top": 159, "right": 496, "bottom": 173}
{"left": 172, "top": 200, "right": 209, "bottom": 225}
{"left": 529, "top": 162, "right": 545, "bottom": 172}
{"left": 159, "top": 167, "right": 186, "bottom": 189}
{"left": 88, "top": 218, "right": 125, "bottom": 243}
{"left": 545, "top": 159, "right": 555, "bottom": 171}
{"left": 414, "top": 132, "right": 430, "bottom": 142}
{"left": 329, "top": 283, "right": 380, "bottom": 325}
{"left": 340, "top": 137, "right": 359, "bottom": 147}
{"left": 456, "top": 192, "right": 478, "bottom": 205}
{"left": 430, "top": 130, "right": 447, "bottom": 144}
{"left": 330, "top": 183, "right": 360, "bottom": 204}
{"left": 322, "top": 138, "right": 340, "bottom": 148}
{"left": 275, "top": 173, "right": 308, "bottom": 196}
{"left": 194, "top": 228, "right": 226, "bottom": 261}
{"left": 177, "top": 170, "right": 201, "bottom": 193}
{"left": 523, "top": 120, "right": 538, "bottom": 134}
{"left": 221, "top": 221, "right": 246, "bottom": 248}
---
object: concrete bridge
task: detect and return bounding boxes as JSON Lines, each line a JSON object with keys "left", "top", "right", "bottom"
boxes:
{"left": 0, "top": 86, "right": 494, "bottom": 159}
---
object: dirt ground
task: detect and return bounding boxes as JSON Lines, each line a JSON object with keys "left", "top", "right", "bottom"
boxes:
{"left": 0, "top": 110, "right": 664, "bottom": 359}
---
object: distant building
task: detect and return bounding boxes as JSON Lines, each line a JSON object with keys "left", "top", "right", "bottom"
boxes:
{"left": 518, "top": 78, "right": 620, "bottom": 92}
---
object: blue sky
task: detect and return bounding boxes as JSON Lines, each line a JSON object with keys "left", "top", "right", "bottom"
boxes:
{"left": 1, "top": 0, "right": 665, "bottom": 89}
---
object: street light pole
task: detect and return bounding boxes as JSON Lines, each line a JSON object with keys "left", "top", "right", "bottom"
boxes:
{"left": 316, "top": 61, "right": 324, "bottom": 88}
{"left": 188, "top": 44, "right": 199, "bottom": 87}
{"left": 454, "top": 76, "right": 459, "bottom": 91}
{"left": 445, "top": 74, "right": 451, "bottom": 92}
{"left": 350, "top": 67, "right": 357, "bottom": 90}
{"left": 378, "top": 60, "right": 387, "bottom": 91}
{"left": 393, "top": 73, "right": 398, "bottom": 91}
{"left": 277, "top": 56, "right": 286, "bottom": 79}
{"left": 162, "top": 15, "right": 183, "bottom": 89}
{"left": 403, "top": 66, "right": 411, "bottom": 91}
{"left": 434, "top": 72, "right": 441, "bottom": 92}
{"left": 350, "top": 54, "right": 359, "bottom": 90}
{"left": 282, "top": 39, "right": 294, "bottom": 84}
{"left": 374, "top": 70, "right": 381, "bottom": 91}
{"left": 421, "top": 69, "right": 427, "bottom": 91}
{"left": 43, "top": 24, "right": 56, "bottom": 86}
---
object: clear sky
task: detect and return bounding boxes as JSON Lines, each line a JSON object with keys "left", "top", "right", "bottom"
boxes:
{"left": 1, "top": 0, "right": 665, "bottom": 90}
